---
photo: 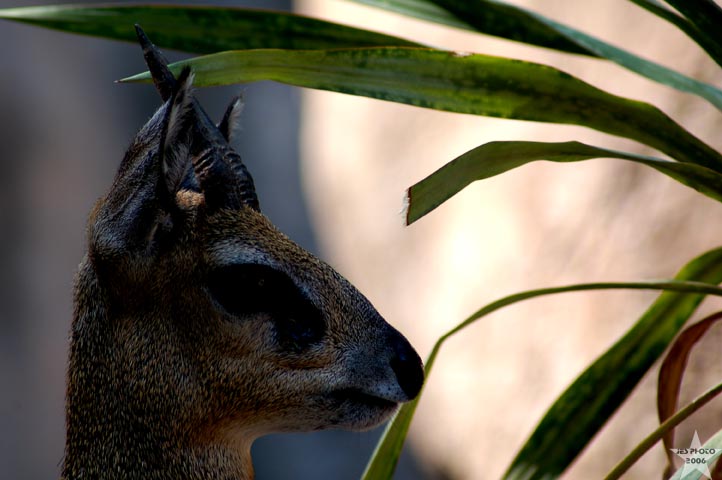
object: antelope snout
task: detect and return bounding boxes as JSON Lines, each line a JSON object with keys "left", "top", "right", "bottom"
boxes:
{"left": 348, "top": 327, "right": 424, "bottom": 405}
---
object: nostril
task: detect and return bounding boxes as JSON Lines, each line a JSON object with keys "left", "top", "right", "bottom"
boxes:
{"left": 389, "top": 339, "right": 425, "bottom": 400}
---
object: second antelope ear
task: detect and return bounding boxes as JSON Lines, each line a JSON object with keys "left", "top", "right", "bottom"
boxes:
{"left": 218, "top": 96, "right": 244, "bottom": 143}
{"left": 158, "top": 67, "right": 194, "bottom": 202}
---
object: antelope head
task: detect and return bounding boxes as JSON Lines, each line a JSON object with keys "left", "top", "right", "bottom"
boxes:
{"left": 62, "top": 27, "right": 424, "bottom": 479}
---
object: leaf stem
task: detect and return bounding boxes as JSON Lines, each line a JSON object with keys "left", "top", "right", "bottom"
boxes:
{"left": 604, "top": 380, "right": 722, "bottom": 480}
{"left": 439, "top": 280, "right": 722, "bottom": 344}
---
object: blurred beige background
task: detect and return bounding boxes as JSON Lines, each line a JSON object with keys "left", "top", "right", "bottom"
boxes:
{"left": 298, "top": 1, "right": 722, "bottom": 478}
{"left": 2, "top": 0, "right": 722, "bottom": 479}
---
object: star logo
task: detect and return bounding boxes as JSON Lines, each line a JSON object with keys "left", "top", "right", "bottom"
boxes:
{"left": 670, "top": 431, "right": 720, "bottom": 479}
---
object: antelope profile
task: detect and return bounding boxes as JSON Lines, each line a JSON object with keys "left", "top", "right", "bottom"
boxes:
{"left": 62, "top": 27, "right": 424, "bottom": 479}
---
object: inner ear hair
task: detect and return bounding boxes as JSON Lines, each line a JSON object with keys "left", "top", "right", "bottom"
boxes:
{"left": 218, "top": 95, "right": 244, "bottom": 143}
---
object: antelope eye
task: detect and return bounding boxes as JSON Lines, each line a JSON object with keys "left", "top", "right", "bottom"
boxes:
{"left": 206, "top": 264, "right": 326, "bottom": 352}
{"left": 207, "top": 264, "right": 276, "bottom": 315}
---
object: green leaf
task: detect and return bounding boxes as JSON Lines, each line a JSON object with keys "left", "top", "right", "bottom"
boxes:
{"left": 504, "top": 247, "right": 722, "bottom": 480}
{"left": 0, "top": 4, "right": 420, "bottom": 53}
{"left": 628, "top": 0, "right": 722, "bottom": 69}
{"left": 361, "top": 276, "right": 722, "bottom": 480}
{"left": 123, "top": 48, "right": 722, "bottom": 172}
{"left": 350, "top": 0, "right": 593, "bottom": 56}
{"left": 405, "top": 140, "right": 722, "bottom": 224}
{"left": 350, "top": 0, "right": 722, "bottom": 112}
{"left": 663, "top": 0, "right": 722, "bottom": 56}
{"left": 668, "top": 427, "right": 722, "bottom": 480}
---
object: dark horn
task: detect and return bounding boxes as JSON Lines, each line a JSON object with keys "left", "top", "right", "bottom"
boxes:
{"left": 135, "top": 24, "right": 176, "bottom": 101}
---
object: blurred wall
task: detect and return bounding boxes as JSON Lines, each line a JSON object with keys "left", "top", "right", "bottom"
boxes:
{"left": 0, "top": 0, "right": 429, "bottom": 478}
{"left": 298, "top": 1, "right": 722, "bottom": 478}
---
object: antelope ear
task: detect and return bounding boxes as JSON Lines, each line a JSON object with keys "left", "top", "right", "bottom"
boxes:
{"left": 188, "top": 96, "right": 260, "bottom": 213}
{"left": 90, "top": 68, "right": 196, "bottom": 259}
{"left": 158, "top": 67, "right": 194, "bottom": 200}
{"left": 218, "top": 96, "right": 244, "bottom": 143}
{"left": 174, "top": 96, "right": 245, "bottom": 195}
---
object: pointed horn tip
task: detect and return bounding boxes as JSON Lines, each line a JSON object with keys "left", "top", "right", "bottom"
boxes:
{"left": 134, "top": 25, "right": 161, "bottom": 58}
{"left": 134, "top": 24, "right": 148, "bottom": 42}
{"left": 134, "top": 24, "right": 177, "bottom": 101}
{"left": 134, "top": 25, "right": 155, "bottom": 55}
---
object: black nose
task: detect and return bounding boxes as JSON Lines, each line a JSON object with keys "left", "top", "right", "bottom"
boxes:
{"left": 389, "top": 334, "right": 425, "bottom": 400}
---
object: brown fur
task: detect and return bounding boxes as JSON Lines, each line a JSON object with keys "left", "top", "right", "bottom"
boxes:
{"left": 61, "top": 32, "right": 423, "bottom": 479}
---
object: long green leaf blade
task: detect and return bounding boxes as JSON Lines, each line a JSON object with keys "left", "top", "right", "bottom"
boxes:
{"left": 350, "top": 0, "right": 722, "bottom": 111}
{"left": 628, "top": 0, "right": 722, "bottom": 69}
{"left": 406, "top": 141, "right": 722, "bottom": 224}
{"left": 350, "top": 0, "right": 593, "bottom": 56}
{"left": 0, "top": 4, "right": 420, "bottom": 52}
{"left": 504, "top": 247, "right": 722, "bottom": 480}
{"left": 123, "top": 48, "right": 722, "bottom": 172}
{"left": 663, "top": 0, "right": 722, "bottom": 55}
{"left": 520, "top": 4, "right": 722, "bottom": 113}
{"left": 362, "top": 277, "right": 722, "bottom": 480}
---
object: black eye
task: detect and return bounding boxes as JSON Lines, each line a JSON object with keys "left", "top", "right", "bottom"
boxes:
{"left": 207, "top": 264, "right": 326, "bottom": 352}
